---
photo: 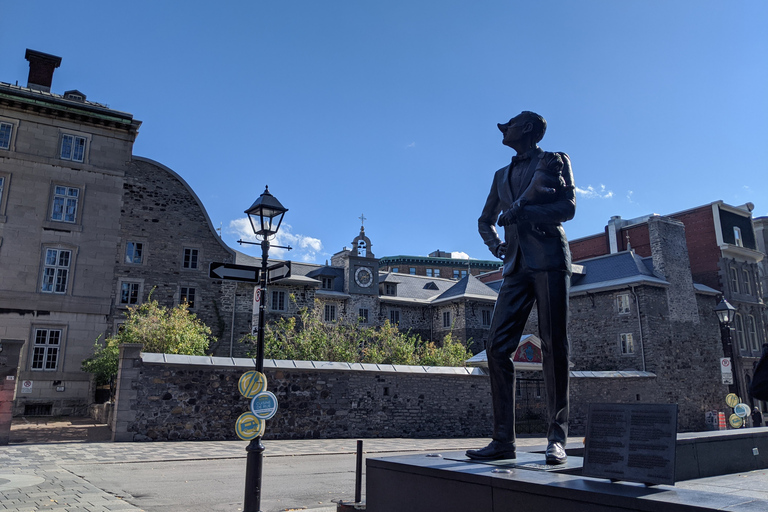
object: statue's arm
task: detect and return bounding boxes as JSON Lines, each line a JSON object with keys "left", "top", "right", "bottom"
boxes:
{"left": 516, "top": 153, "right": 575, "bottom": 224}
{"left": 478, "top": 171, "right": 504, "bottom": 256}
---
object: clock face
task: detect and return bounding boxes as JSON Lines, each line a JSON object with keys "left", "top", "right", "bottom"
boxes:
{"left": 354, "top": 266, "right": 373, "bottom": 287}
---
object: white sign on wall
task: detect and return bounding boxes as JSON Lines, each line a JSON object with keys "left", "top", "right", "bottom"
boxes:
{"left": 720, "top": 358, "right": 733, "bottom": 374}
{"left": 21, "top": 380, "right": 33, "bottom": 393}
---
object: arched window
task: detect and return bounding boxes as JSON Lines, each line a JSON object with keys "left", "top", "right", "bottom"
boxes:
{"left": 357, "top": 240, "right": 366, "bottom": 257}
{"left": 734, "top": 314, "right": 747, "bottom": 352}
{"left": 747, "top": 315, "right": 759, "bottom": 352}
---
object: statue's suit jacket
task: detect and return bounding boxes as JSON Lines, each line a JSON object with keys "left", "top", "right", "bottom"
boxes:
{"left": 478, "top": 149, "right": 576, "bottom": 275}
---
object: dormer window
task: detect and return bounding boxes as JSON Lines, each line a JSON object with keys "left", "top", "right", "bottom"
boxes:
{"left": 383, "top": 283, "right": 397, "bottom": 296}
{"left": 321, "top": 277, "right": 334, "bottom": 290}
{"left": 733, "top": 227, "right": 743, "bottom": 247}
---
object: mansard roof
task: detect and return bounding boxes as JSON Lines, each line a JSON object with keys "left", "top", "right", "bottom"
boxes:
{"left": 432, "top": 274, "right": 498, "bottom": 304}
{"left": 570, "top": 250, "right": 669, "bottom": 294}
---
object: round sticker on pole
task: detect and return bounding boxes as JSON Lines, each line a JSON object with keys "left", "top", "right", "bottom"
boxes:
{"left": 250, "top": 391, "right": 279, "bottom": 420}
{"left": 725, "top": 393, "right": 739, "bottom": 408}
{"left": 235, "top": 412, "right": 265, "bottom": 440}
{"left": 729, "top": 414, "right": 744, "bottom": 429}
{"left": 238, "top": 371, "right": 267, "bottom": 399}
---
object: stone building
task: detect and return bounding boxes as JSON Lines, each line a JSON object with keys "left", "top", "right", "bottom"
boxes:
{"left": 379, "top": 250, "right": 501, "bottom": 280}
{"left": 0, "top": 49, "right": 249, "bottom": 415}
{"left": 570, "top": 201, "right": 766, "bottom": 411}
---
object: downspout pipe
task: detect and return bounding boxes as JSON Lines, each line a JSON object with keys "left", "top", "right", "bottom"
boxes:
{"left": 630, "top": 286, "right": 646, "bottom": 372}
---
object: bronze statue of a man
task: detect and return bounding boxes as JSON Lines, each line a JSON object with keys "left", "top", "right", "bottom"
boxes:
{"left": 468, "top": 111, "right": 575, "bottom": 465}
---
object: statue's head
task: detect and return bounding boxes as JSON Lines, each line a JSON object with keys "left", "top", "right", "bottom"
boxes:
{"left": 498, "top": 111, "right": 547, "bottom": 148}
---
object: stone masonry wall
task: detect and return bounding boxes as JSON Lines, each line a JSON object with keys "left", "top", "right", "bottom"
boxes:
{"left": 111, "top": 349, "right": 729, "bottom": 441}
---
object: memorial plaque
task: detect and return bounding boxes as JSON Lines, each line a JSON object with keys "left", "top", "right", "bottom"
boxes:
{"left": 583, "top": 403, "right": 678, "bottom": 486}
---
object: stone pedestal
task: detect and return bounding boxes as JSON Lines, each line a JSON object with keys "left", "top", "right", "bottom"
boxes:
{"left": 0, "top": 339, "right": 25, "bottom": 445}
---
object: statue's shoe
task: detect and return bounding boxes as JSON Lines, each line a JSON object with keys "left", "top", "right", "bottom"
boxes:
{"left": 466, "top": 440, "right": 516, "bottom": 461}
{"left": 545, "top": 441, "right": 567, "bottom": 465}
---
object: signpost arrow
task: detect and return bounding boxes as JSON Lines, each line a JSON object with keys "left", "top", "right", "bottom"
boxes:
{"left": 267, "top": 261, "right": 291, "bottom": 284}
{"left": 209, "top": 262, "right": 260, "bottom": 283}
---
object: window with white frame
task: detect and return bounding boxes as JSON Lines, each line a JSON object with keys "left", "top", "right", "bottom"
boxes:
{"left": 321, "top": 277, "right": 334, "bottom": 290}
{"left": 390, "top": 309, "right": 400, "bottom": 325}
{"left": 125, "top": 241, "right": 144, "bottom": 264}
{"left": 41, "top": 248, "right": 71, "bottom": 294}
{"left": 620, "top": 333, "right": 635, "bottom": 354}
{"left": 443, "top": 311, "right": 451, "bottom": 328}
{"left": 730, "top": 267, "right": 740, "bottom": 293}
{"left": 0, "top": 122, "right": 12, "bottom": 150}
{"left": 183, "top": 248, "right": 199, "bottom": 269}
{"left": 482, "top": 309, "right": 492, "bottom": 327}
{"left": 51, "top": 185, "right": 80, "bottom": 223}
{"left": 324, "top": 304, "right": 337, "bottom": 322}
{"left": 60, "top": 133, "right": 86, "bottom": 162}
{"left": 31, "top": 328, "right": 62, "bottom": 370}
{"left": 735, "top": 314, "right": 747, "bottom": 352}
{"left": 734, "top": 227, "right": 743, "bottom": 247}
{"left": 119, "top": 281, "right": 141, "bottom": 306}
{"left": 617, "top": 293, "right": 631, "bottom": 314}
{"left": 384, "top": 283, "right": 397, "bottom": 296}
{"left": 747, "top": 315, "right": 759, "bottom": 351}
{"left": 180, "top": 286, "right": 196, "bottom": 308}
{"left": 359, "top": 308, "right": 369, "bottom": 323}
{"left": 271, "top": 290, "right": 286, "bottom": 311}
{"left": 743, "top": 269, "right": 752, "bottom": 296}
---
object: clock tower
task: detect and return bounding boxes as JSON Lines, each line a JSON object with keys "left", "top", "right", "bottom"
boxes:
{"left": 343, "top": 225, "right": 378, "bottom": 295}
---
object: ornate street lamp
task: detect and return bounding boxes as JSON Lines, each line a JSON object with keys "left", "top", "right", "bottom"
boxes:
{"left": 715, "top": 298, "right": 739, "bottom": 396}
{"left": 238, "top": 185, "right": 290, "bottom": 512}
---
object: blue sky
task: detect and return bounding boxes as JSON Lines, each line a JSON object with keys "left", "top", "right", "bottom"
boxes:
{"left": 2, "top": 1, "right": 766, "bottom": 263}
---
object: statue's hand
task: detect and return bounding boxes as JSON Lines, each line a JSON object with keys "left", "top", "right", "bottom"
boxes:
{"left": 494, "top": 242, "right": 507, "bottom": 259}
{"left": 498, "top": 204, "right": 520, "bottom": 226}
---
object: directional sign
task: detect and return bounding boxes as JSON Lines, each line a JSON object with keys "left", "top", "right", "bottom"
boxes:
{"left": 238, "top": 371, "right": 267, "bottom": 399}
{"left": 267, "top": 261, "right": 291, "bottom": 283}
{"left": 209, "top": 262, "right": 260, "bottom": 283}
{"left": 235, "top": 412, "right": 264, "bottom": 440}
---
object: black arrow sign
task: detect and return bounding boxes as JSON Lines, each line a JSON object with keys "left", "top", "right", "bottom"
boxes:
{"left": 209, "top": 262, "right": 260, "bottom": 283}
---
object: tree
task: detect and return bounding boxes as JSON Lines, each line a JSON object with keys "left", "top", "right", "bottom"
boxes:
{"left": 81, "top": 294, "right": 215, "bottom": 396}
{"left": 244, "top": 298, "right": 473, "bottom": 367}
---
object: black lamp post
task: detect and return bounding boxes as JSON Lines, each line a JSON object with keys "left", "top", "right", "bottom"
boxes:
{"left": 715, "top": 298, "right": 739, "bottom": 396}
{"left": 238, "top": 185, "right": 289, "bottom": 512}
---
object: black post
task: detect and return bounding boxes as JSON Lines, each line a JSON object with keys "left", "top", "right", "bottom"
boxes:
{"left": 355, "top": 440, "right": 363, "bottom": 503}
{"left": 243, "top": 239, "right": 270, "bottom": 512}
{"left": 721, "top": 321, "right": 740, "bottom": 398}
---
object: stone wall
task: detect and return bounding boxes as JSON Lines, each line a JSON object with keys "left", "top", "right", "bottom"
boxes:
{"left": 111, "top": 348, "right": 727, "bottom": 442}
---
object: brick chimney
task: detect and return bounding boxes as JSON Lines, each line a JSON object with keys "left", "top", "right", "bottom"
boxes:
{"left": 25, "top": 49, "right": 62, "bottom": 92}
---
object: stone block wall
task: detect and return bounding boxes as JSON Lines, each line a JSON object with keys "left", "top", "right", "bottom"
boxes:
{"left": 111, "top": 349, "right": 728, "bottom": 442}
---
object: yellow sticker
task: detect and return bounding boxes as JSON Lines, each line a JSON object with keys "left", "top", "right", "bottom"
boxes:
{"left": 728, "top": 414, "right": 743, "bottom": 429}
{"left": 235, "top": 412, "right": 264, "bottom": 440}
{"left": 238, "top": 371, "right": 267, "bottom": 398}
{"left": 725, "top": 393, "right": 739, "bottom": 408}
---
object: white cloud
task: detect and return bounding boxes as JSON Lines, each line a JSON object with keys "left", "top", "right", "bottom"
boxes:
{"left": 627, "top": 190, "right": 635, "bottom": 203}
{"left": 406, "top": 142, "right": 416, "bottom": 148}
{"left": 575, "top": 184, "right": 614, "bottom": 199}
{"left": 227, "top": 218, "right": 323, "bottom": 262}
{"left": 451, "top": 251, "right": 470, "bottom": 260}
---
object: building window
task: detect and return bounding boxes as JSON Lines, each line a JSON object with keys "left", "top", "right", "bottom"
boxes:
{"left": 453, "top": 270, "right": 460, "bottom": 280}
{"left": 183, "top": 248, "right": 199, "bottom": 269}
{"left": 742, "top": 269, "right": 752, "bottom": 296}
{"left": 51, "top": 185, "right": 79, "bottom": 223}
{"left": 60, "top": 133, "right": 86, "bottom": 162}
{"left": 747, "top": 315, "right": 759, "bottom": 352}
{"left": 271, "top": 290, "right": 286, "bottom": 311}
{"left": 620, "top": 333, "right": 635, "bottom": 354}
{"left": 41, "top": 248, "right": 71, "bottom": 294}
{"left": 390, "top": 310, "right": 400, "bottom": 325}
{"left": 730, "top": 267, "right": 740, "bottom": 293}
{"left": 0, "top": 122, "right": 12, "bottom": 150}
{"left": 0, "top": 175, "right": 5, "bottom": 209}
{"left": 617, "top": 293, "right": 631, "bottom": 314}
{"left": 384, "top": 283, "right": 396, "bottom": 296}
{"left": 359, "top": 308, "right": 369, "bottom": 323}
{"left": 31, "top": 328, "right": 62, "bottom": 370}
{"left": 734, "top": 227, "right": 743, "bottom": 247}
{"left": 434, "top": 269, "right": 440, "bottom": 278}
{"left": 180, "top": 286, "right": 196, "bottom": 308}
{"left": 443, "top": 311, "right": 451, "bottom": 328}
{"left": 735, "top": 314, "right": 747, "bottom": 352}
{"left": 410, "top": 268, "right": 416, "bottom": 275}
{"left": 392, "top": 267, "right": 399, "bottom": 273}
{"left": 321, "top": 277, "right": 334, "bottom": 290}
{"left": 482, "top": 310, "right": 492, "bottom": 327}
{"left": 125, "top": 242, "right": 144, "bottom": 264}
{"left": 324, "top": 304, "right": 337, "bottom": 322}
{"left": 426, "top": 269, "right": 433, "bottom": 277}
{"left": 119, "top": 281, "right": 141, "bottom": 306}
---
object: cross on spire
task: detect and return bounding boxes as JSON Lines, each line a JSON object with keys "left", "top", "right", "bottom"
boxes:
{"left": 359, "top": 213, "right": 367, "bottom": 226}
